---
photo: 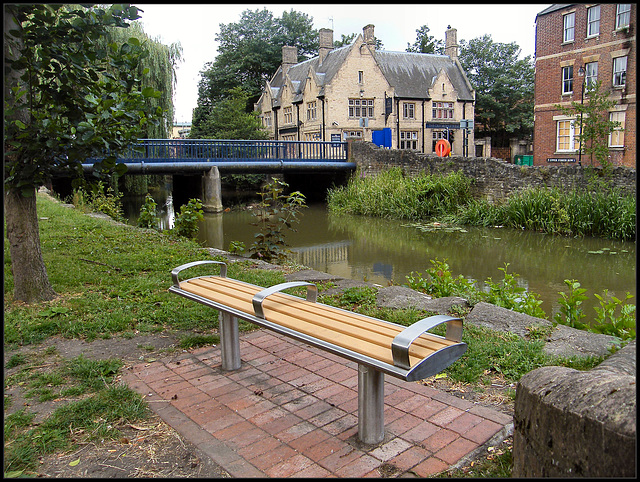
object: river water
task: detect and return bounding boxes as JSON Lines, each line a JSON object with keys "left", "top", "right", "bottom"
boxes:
{"left": 124, "top": 189, "right": 636, "bottom": 322}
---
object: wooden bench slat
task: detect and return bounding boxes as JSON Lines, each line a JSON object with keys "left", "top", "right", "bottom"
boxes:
{"left": 182, "top": 277, "right": 454, "bottom": 367}
{"left": 181, "top": 281, "right": 403, "bottom": 365}
{"left": 190, "top": 277, "right": 455, "bottom": 354}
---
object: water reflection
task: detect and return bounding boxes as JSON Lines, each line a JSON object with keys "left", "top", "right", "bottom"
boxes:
{"left": 123, "top": 196, "right": 636, "bottom": 320}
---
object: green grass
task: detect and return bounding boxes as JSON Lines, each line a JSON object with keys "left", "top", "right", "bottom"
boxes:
{"left": 3, "top": 192, "right": 618, "bottom": 476}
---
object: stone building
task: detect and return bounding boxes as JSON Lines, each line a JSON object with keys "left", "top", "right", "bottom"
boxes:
{"left": 533, "top": 4, "right": 636, "bottom": 168}
{"left": 255, "top": 25, "right": 475, "bottom": 156}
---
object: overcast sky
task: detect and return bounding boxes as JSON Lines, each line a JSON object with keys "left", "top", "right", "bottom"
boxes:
{"left": 136, "top": 3, "right": 551, "bottom": 123}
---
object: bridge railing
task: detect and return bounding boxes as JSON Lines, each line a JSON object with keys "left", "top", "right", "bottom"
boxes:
{"left": 121, "top": 139, "right": 348, "bottom": 162}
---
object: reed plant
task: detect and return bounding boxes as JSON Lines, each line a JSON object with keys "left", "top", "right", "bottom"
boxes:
{"left": 327, "top": 168, "right": 473, "bottom": 221}
{"left": 330, "top": 169, "right": 635, "bottom": 241}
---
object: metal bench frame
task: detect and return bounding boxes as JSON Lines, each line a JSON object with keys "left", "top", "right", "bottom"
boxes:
{"left": 169, "top": 260, "right": 467, "bottom": 444}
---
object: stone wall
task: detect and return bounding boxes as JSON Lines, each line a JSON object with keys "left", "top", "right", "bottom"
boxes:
{"left": 512, "top": 341, "right": 636, "bottom": 477}
{"left": 349, "top": 141, "right": 636, "bottom": 202}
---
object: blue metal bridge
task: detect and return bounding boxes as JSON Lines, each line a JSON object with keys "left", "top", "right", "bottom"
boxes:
{"left": 83, "top": 139, "right": 355, "bottom": 174}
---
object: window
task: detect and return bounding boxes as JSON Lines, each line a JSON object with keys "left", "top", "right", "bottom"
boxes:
{"left": 613, "top": 56, "right": 627, "bottom": 86}
{"left": 345, "top": 130, "right": 362, "bottom": 139}
{"left": 609, "top": 111, "right": 625, "bottom": 147}
{"left": 400, "top": 131, "right": 418, "bottom": 150}
{"left": 402, "top": 102, "right": 415, "bottom": 119}
{"left": 432, "top": 131, "right": 454, "bottom": 151}
{"left": 283, "top": 106, "right": 293, "bottom": 124}
{"left": 432, "top": 102, "right": 454, "bottom": 119}
{"left": 348, "top": 98, "right": 374, "bottom": 118}
{"left": 358, "top": 71, "right": 364, "bottom": 83}
{"left": 306, "top": 101, "right": 316, "bottom": 121}
{"left": 587, "top": 5, "right": 600, "bottom": 37}
{"left": 263, "top": 112, "right": 272, "bottom": 127}
{"left": 557, "top": 120, "right": 581, "bottom": 152}
{"left": 562, "top": 66, "right": 574, "bottom": 94}
{"left": 563, "top": 12, "right": 575, "bottom": 42}
{"left": 616, "top": 4, "right": 631, "bottom": 29}
{"left": 585, "top": 62, "right": 598, "bottom": 89}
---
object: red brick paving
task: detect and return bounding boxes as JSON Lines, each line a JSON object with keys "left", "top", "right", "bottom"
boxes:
{"left": 122, "top": 329, "right": 512, "bottom": 477}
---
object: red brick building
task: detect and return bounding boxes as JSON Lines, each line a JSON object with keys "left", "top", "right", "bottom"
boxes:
{"left": 533, "top": 4, "right": 635, "bottom": 168}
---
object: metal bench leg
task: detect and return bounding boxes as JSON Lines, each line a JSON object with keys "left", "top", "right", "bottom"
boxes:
{"left": 358, "top": 364, "right": 385, "bottom": 444}
{"left": 219, "top": 311, "right": 241, "bottom": 370}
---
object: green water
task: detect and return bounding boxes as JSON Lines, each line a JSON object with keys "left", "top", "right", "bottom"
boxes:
{"left": 125, "top": 195, "right": 636, "bottom": 323}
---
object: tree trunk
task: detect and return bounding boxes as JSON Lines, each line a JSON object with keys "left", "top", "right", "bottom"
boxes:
{"left": 4, "top": 187, "right": 57, "bottom": 303}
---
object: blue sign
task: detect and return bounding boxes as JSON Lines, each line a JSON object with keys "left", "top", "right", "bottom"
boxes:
{"left": 425, "top": 123, "right": 459, "bottom": 130}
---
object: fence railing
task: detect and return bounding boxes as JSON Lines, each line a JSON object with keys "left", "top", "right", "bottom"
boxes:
{"left": 119, "top": 139, "right": 348, "bottom": 162}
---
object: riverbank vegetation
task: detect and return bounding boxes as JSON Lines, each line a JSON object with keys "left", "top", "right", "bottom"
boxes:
{"left": 326, "top": 167, "right": 636, "bottom": 241}
{"left": 4, "top": 193, "right": 613, "bottom": 475}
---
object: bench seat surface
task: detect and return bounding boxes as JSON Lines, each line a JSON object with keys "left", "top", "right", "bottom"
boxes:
{"left": 179, "top": 276, "right": 458, "bottom": 369}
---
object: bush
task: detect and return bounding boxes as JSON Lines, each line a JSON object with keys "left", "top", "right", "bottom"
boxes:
{"left": 172, "top": 198, "right": 204, "bottom": 239}
{"left": 137, "top": 194, "right": 159, "bottom": 229}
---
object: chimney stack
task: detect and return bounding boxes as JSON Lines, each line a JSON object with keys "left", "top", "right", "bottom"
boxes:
{"left": 445, "top": 26, "right": 458, "bottom": 59}
{"left": 319, "top": 28, "right": 333, "bottom": 65}
{"left": 282, "top": 45, "right": 298, "bottom": 74}
{"left": 363, "top": 24, "right": 375, "bottom": 49}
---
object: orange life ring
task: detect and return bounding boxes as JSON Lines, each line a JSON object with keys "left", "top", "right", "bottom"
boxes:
{"left": 435, "top": 139, "right": 451, "bottom": 157}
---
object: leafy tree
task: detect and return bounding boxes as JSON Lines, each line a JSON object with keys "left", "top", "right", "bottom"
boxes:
{"left": 557, "top": 80, "right": 621, "bottom": 174}
{"left": 334, "top": 33, "right": 356, "bottom": 48}
{"left": 406, "top": 25, "right": 444, "bottom": 54}
{"left": 458, "top": 34, "right": 534, "bottom": 146}
{"left": 4, "top": 4, "right": 163, "bottom": 302}
{"left": 193, "top": 7, "right": 318, "bottom": 128}
{"left": 190, "top": 87, "right": 268, "bottom": 140}
{"left": 102, "top": 21, "right": 183, "bottom": 138}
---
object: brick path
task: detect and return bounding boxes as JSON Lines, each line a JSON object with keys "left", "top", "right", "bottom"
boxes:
{"left": 123, "top": 330, "right": 512, "bottom": 477}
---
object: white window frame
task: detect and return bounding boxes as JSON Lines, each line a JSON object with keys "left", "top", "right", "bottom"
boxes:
{"left": 609, "top": 111, "right": 625, "bottom": 147}
{"left": 402, "top": 102, "right": 415, "bottom": 120}
{"left": 616, "top": 4, "right": 631, "bottom": 29}
{"left": 587, "top": 5, "right": 600, "bottom": 37}
{"left": 613, "top": 56, "right": 627, "bottom": 87}
{"left": 344, "top": 130, "right": 363, "bottom": 139}
{"left": 432, "top": 102, "right": 454, "bottom": 119}
{"left": 556, "top": 119, "right": 581, "bottom": 152}
{"left": 563, "top": 12, "right": 575, "bottom": 42}
{"left": 561, "top": 65, "right": 574, "bottom": 94}
{"left": 400, "top": 131, "right": 418, "bottom": 150}
{"left": 585, "top": 62, "right": 598, "bottom": 89}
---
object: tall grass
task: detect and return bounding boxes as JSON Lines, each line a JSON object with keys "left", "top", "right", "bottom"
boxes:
{"left": 327, "top": 168, "right": 473, "bottom": 221}
{"left": 328, "top": 169, "right": 635, "bottom": 241}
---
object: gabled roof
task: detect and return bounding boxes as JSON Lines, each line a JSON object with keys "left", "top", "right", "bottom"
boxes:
{"left": 373, "top": 50, "right": 474, "bottom": 101}
{"left": 263, "top": 37, "right": 474, "bottom": 106}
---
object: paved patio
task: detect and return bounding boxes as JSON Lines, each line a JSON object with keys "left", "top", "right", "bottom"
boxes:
{"left": 123, "top": 329, "right": 512, "bottom": 477}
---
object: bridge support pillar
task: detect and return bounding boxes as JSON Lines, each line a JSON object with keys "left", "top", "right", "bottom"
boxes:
{"left": 202, "top": 167, "right": 223, "bottom": 213}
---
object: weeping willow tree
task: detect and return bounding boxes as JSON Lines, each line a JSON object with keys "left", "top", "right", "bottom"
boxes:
{"left": 100, "top": 21, "right": 183, "bottom": 193}
{"left": 102, "top": 21, "right": 182, "bottom": 138}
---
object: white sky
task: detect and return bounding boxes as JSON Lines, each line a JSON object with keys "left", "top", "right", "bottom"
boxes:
{"left": 136, "top": 3, "right": 551, "bottom": 123}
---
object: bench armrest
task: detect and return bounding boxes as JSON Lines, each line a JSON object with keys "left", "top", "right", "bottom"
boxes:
{"left": 171, "top": 260, "right": 227, "bottom": 287}
{"left": 391, "top": 315, "right": 463, "bottom": 370}
{"left": 252, "top": 282, "right": 318, "bottom": 319}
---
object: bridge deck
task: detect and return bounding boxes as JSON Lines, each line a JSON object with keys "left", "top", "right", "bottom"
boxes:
{"left": 84, "top": 139, "right": 354, "bottom": 174}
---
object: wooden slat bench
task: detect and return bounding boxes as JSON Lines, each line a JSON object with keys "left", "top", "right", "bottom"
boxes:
{"left": 169, "top": 260, "right": 467, "bottom": 444}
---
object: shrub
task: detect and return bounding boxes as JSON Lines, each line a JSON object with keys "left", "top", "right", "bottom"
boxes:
{"left": 172, "top": 198, "right": 204, "bottom": 239}
{"left": 137, "top": 193, "right": 159, "bottom": 229}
